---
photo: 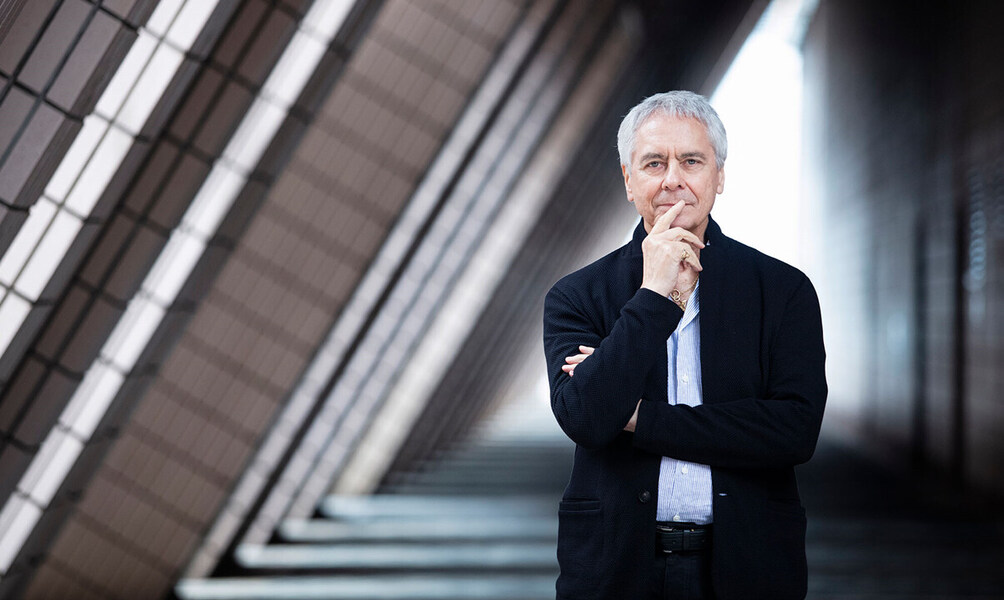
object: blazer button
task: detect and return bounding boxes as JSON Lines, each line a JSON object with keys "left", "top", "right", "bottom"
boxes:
{"left": 638, "top": 490, "right": 651, "bottom": 503}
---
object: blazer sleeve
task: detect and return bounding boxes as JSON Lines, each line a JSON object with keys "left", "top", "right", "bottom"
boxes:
{"left": 543, "top": 283, "right": 682, "bottom": 449}
{"left": 632, "top": 275, "right": 827, "bottom": 468}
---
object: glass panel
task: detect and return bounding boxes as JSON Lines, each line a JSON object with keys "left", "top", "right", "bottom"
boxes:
{"left": 44, "top": 115, "right": 110, "bottom": 202}
{"left": 145, "top": 230, "right": 206, "bottom": 305}
{"left": 0, "top": 293, "right": 32, "bottom": 357}
{"left": 64, "top": 125, "right": 134, "bottom": 216}
{"left": 14, "top": 210, "right": 83, "bottom": 301}
{"left": 20, "top": 428, "right": 84, "bottom": 506}
{"left": 182, "top": 165, "right": 245, "bottom": 238}
{"left": 145, "top": 0, "right": 185, "bottom": 39}
{"left": 117, "top": 43, "right": 184, "bottom": 134}
{"left": 103, "top": 295, "right": 167, "bottom": 372}
{"left": 0, "top": 496, "right": 43, "bottom": 574}
{"left": 0, "top": 198, "right": 57, "bottom": 286}
{"left": 305, "top": 0, "right": 357, "bottom": 42}
{"left": 61, "top": 362, "right": 126, "bottom": 439}
{"left": 94, "top": 30, "right": 158, "bottom": 119}
{"left": 167, "top": 0, "right": 222, "bottom": 51}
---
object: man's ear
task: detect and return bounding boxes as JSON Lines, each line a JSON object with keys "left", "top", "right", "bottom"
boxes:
{"left": 621, "top": 163, "right": 634, "bottom": 202}
{"left": 716, "top": 166, "right": 725, "bottom": 194}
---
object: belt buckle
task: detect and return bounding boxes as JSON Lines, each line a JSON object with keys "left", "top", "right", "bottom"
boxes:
{"left": 657, "top": 528, "right": 686, "bottom": 554}
{"left": 657, "top": 525, "right": 704, "bottom": 554}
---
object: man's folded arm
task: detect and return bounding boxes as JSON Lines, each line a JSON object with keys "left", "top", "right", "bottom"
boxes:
{"left": 544, "top": 284, "right": 681, "bottom": 449}
{"left": 633, "top": 276, "right": 827, "bottom": 468}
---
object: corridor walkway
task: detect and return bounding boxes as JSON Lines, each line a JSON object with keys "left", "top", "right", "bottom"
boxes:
{"left": 177, "top": 395, "right": 1004, "bottom": 599}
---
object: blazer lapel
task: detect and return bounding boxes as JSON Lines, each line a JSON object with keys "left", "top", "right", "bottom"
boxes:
{"left": 627, "top": 220, "right": 669, "bottom": 404}
{"left": 699, "top": 217, "right": 732, "bottom": 406}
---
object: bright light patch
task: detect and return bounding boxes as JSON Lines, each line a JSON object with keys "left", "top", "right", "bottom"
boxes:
{"left": 146, "top": 231, "right": 207, "bottom": 305}
{"left": 20, "top": 430, "right": 84, "bottom": 507}
{"left": 181, "top": 165, "right": 246, "bottom": 238}
{"left": 145, "top": 0, "right": 185, "bottom": 39}
{"left": 0, "top": 198, "right": 57, "bottom": 286}
{"left": 95, "top": 31, "right": 158, "bottom": 119}
{"left": 104, "top": 296, "right": 167, "bottom": 372}
{"left": 304, "top": 0, "right": 357, "bottom": 41}
{"left": 64, "top": 124, "right": 134, "bottom": 215}
{"left": 0, "top": 294, "right": 31, "bottom": 357}
{"left": 118, "top": 43, "right": 185, "bottom": 134}
{"left": 15, "top": 210, "right": 83, "bottom": 301}
{"left": 61, "top": 363, "right": 127, "bottom": 439}
{"left": 710, "top": 0, "right": 817, "bottom": 268}
{"left": 168, "top": 0, "right": 223, "bottom": 51}
{"left": 45, "top": 115, "right": 110, "bottom": 202}
{"left": 0, "top": 498, "right": 42, "bottom": 574}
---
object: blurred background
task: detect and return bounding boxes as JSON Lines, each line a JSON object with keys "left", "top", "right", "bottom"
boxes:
{"left": 0, "top": 0, "right": 1001, "bottom": 598}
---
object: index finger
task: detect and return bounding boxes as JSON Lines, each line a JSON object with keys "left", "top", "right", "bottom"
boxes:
{"left": 651, "top": 201, "right": 686, "bottom": 235}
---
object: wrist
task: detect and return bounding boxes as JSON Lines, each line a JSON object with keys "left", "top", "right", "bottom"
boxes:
{"left": 641, "top": 281, "right": 673, "bottom": 298}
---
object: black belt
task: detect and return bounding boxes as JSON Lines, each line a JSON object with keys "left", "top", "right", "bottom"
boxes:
{"left": 655, "top": 522, "right": 712, "bottom": 553}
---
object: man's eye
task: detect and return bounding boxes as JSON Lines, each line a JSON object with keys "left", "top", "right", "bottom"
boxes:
{"left": 647, "top": 161, "right": 661, "bottom": 169}
{"left": 685, "top": 159, "right": 699, "bottom": 165}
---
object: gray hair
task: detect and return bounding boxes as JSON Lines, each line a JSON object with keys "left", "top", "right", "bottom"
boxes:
{"left": 617, "top": 90, "right": 727, "bottom": 169}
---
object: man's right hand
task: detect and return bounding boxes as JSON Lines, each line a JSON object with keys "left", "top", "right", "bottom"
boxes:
{"left": 640, "top": 201, "right": 704, "bottom": 297}
{"left": 562, "top": 345, "right": 594, "bottom": 377}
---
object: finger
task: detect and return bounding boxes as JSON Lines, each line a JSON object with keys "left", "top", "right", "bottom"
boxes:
{"left": 673, "top": 242, "right": 703, "bottom": 272}
{"left": 561, "top": 363, "right": 578, "bottom": 377}
{"left": 578, "top": 345, "right": 595, "bottom": 355}
{"left": 650, "top": 201, "right": 686, "bottom": 234}
{"left": 685, "top": 253, "right": 703, "bottom": 272}
{"left": 651, "top": 201, "right": 685, "bottom": 234}
{"left": 666, "top": 227, "right": 705, "bottom": 249}
{"left": 564, "top": 353, "right": 589, "bottom": 364}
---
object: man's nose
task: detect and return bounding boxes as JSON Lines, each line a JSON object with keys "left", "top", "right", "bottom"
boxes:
{"left": 661, "top": 162, "right": 683, "bottom": 190}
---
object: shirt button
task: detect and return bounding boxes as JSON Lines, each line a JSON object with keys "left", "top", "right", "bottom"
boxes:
{"left": 681, "top": 466, "right": 689, "bottom": 474}
{"left": 673, "top": 515, "right": 681, "bottom": 522}
{"left": 638, "top": 490, "right": 651, "bottom": 503}
{"left": 682, "top": 374, "right": 689, "bottom": 383}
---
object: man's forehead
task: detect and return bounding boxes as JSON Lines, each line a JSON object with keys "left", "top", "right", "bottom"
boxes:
{"left": 635, "top": 115, "right": 710, "bottom": 148}
{"left": 637, "top": 112, "right": 706, "bottom": 135}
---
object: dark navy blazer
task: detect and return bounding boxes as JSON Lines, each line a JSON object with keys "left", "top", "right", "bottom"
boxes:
{"left": 543, "top": 217, "right": 826, "bottom": 599}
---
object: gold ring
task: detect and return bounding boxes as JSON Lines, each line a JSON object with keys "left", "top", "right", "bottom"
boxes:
{"left": 681, "top": 250, "right": 689, "bottom": 261}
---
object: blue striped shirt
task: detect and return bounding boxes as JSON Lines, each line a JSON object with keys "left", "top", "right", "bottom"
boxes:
{"left": 656, "top": 281, "right": 713, "bottom": 524}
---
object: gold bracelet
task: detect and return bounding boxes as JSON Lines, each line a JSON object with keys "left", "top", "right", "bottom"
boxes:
{"left": 670, "top": 278, "right": 697, "bottom": 310}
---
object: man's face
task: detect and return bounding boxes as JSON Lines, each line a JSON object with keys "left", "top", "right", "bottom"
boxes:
{"left": 621, "top": 113, "right": 725, "bottom": 236}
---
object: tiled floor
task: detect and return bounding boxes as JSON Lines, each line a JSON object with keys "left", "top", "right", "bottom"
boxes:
{"left": 176, "top": 397, "right": 1004, "bottom": 599}
{"left": 799, "top": 432, "right": 1004, "bottom": 599}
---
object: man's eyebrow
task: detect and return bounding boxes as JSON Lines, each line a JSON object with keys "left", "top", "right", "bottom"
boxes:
{"left": 637, "top": 152, "right": 667, "bottom": 163}
{"left": 678, "top": 151, "right": 708, "bottom": 160}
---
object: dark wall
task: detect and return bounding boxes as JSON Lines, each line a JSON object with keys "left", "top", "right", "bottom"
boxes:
{"left": 802, "top": 0, "right": 1003, "bottom": 494}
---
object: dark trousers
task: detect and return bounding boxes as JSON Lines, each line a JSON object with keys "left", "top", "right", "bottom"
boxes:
{"left": 650, "top": 549, "right": 713, "bottom": 600}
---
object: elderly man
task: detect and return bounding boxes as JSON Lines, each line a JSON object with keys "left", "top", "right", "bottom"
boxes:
{"left": 542, "top": 91, "right": 826, "bottom": 600}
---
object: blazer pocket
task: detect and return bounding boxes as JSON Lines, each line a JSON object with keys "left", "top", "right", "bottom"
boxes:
{"left": 556, "top": 500, "right": 604, "bottom": 599}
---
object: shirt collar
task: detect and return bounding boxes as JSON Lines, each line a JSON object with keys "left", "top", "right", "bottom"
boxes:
{"left": 679, "top": 279, "right": 700, "bottom": 329}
